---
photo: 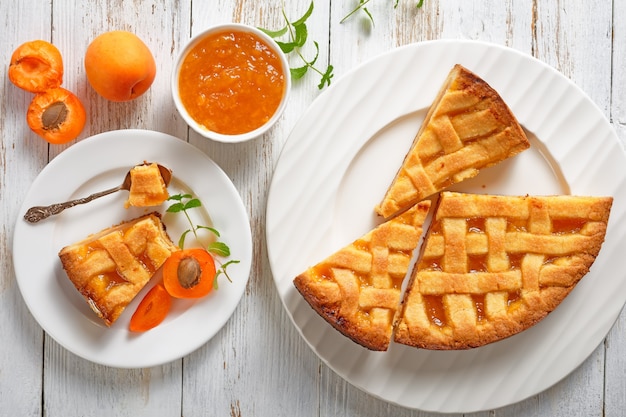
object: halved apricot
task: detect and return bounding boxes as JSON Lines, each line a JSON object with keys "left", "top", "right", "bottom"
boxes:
{"left": 9, "top": 40, "right": 63, "bottom": 93}
{"left": 163, "top": 248, "right": 216, "bottom": 299}
{"left": 27, "top": 87, "right": 86, "bottom": 144}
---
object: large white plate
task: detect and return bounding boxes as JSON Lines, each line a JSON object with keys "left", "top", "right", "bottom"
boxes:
{"left": 266, "top": 40, "right": 626, "bottom": 412}
{"left": 13, "top": 129, "right": 252, "bottom": 368}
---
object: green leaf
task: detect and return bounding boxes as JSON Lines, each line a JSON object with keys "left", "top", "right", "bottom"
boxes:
{"left": 416, "top": 0, "right": 425, "bottom": 7}
{"left": 178, "top": 229, "right": 191, "bottom": 249}
{"left": 166, "top": 202, "right": 185, "bottom": 213}
{"left": 363, "top": 7, "right": 374, "bottom": 25}
{"left": 183, "top": 198, "right": 202, "bottom": 210}
{"left": 276, "top": 40, "right": 297, "bottom": 53}
{"left": 292, "top": 1, "right": 314, "bottom": 26}
{"left": 168, "top": 193, "right": 191, "bottom": 201}
{"left": 317, "top": 64, "right": 334, "bottom": 89}
{"left": 208, "top": 242, "right": 231, "bottom": 257}
{"left": 308, "top": 41, "right": 320, "bottom": 66}
{"left": 197, "top": 225, "right": 220, "bottom": 237}
{"left": 257, "top": 25, "right": 288, "bottom": 38}
{"left": 167, "top": 194, "right": 184, "bottom": 201}
{"left": 292, "top": 22, "right": 308, "bottom": 47}
{"left": 290, "top": 65, "right": 309, "bottom": 80}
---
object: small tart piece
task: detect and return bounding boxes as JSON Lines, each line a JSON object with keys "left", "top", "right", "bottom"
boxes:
{"left": 394, "top": 192, "right": 612, "bottom": 350}
{"left": 375, "top": 64, "right": 530, "bottom": 219}
{"left": 125, "top": 163, "right": 169, "bottom": 208}
{"left": 58, "top": 213, "right": 179, "bottom": 326}
{"left": 294, "top": 201, "right": 431, "bottom": 351}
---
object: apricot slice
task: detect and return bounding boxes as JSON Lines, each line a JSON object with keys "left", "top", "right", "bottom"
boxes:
{"left": 9, "top": 40, "right": 63, "bottom": 93}
{"left": 27, "top": 87, "right": 86, "bottom": 144}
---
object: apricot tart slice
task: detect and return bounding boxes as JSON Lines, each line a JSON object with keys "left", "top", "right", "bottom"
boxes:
{"left": 394, "top": 192, "right": 612, "bottom": 350}
{"left": 375, "top": 64, "right": 530, "bottom": 219}
{"left": 58, "top": 213, "right": 179, "bottom": 326}
{"left": 293, "top": 201, "right": 431, "bottom": 351}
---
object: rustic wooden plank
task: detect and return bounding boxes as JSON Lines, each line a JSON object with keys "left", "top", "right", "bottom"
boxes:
{"left": 0, "top": 1, "right": 53, "bottom": 416}
{"left": 605, "top": 0, "right": 626, "bottom": 415}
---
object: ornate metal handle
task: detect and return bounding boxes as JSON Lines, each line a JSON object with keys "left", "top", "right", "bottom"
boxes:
{"left": 23, "top": 185, "right": 122, "bottom": 223}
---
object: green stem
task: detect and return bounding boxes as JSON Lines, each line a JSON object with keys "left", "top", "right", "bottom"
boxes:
{"left": 340, "top": 0, "right": 372, "bottom": 23}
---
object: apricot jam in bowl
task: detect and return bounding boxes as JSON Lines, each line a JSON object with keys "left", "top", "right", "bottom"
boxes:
{"left": 172, "top": 23, "right": 290, "bottom": 143}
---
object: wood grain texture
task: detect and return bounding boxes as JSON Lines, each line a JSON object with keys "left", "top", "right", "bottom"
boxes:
{"left": 606, "top": 1, "right": 626, "bottom": 416}
{"left": 1, "top": 0, "right": 624, "bottom": 416}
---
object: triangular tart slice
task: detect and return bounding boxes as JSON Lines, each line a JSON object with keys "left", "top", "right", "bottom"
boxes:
{"left": 394, "top": 192, "right": 612, "bottom": 350}
{"left": 58, "top": 213, "right": 179, "bottom": 326}
{"left": 294, "top": 201, "right": 431, "bottom": 351}
{"left": 375, "top": 64, "right": 530, "bottom": 219}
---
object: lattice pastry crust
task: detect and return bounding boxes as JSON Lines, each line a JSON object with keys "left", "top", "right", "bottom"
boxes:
{"left": 293, "top": 201, "right": 431, "bottom": 351}
{"left": 59, "top": 213, "right": 179, "bottom": 326}
{"left": 375, "top": 64, "right": 530, "bottom": 219}
{"left": 125, "top": 163, "right": 169, "bottom": 208}
{"left": 394, "top": 192, "right": 612, "bottom": 350}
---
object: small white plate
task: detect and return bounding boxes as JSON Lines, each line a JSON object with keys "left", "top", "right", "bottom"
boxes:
{"left": 13, "top": 129, "right": 252, "bottom": 368}
{"left": 266, "top": 40, "right": 626, "bottom": 413}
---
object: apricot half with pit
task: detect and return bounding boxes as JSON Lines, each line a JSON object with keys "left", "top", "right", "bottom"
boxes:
{"left": 84, "top": 30, "right": 156, "bottom": 102}
{"left": 27, "top": 87, "right": 86, "bottom": 144}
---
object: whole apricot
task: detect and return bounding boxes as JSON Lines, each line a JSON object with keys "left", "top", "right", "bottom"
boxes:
{"left": 84, "top": 30, "right": 156, "bottom": 102}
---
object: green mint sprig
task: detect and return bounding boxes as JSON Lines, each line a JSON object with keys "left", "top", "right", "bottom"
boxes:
{"left": 259, "top": 1, "right": 334, "bottom": 89}
{"left": 341, "top": 0, "right": 425, "bottom": 25}
{"left": 166, "top": 193, "right": 239, "bottom": 286}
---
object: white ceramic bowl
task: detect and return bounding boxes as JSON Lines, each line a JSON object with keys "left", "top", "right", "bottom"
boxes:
{"left": 172, "top": 23, "right": 290, "bottom": 143}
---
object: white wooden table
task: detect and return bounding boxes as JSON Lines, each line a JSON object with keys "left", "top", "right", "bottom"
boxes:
{"left": 2, "top": 1, "right": 625, "bottom": 415}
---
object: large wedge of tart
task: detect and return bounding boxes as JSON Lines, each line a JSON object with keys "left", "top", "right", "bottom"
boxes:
{"left": 293, "top": 201, "right": 431, "bottom": 351}
{"left": 375, "top": 64, "right": 530, "bottom": 219}
{"left": 394, "top": 192, "right": 612, "bottom": 350}
{"left": 59, "top": 213, "right": 179, "bottom": 326}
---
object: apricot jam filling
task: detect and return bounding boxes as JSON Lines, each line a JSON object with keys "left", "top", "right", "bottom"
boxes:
{"left": 472, "top": 294, "right": 486, "bottom": 321}
{"left": 467, "top": 254, "right": 488, "bottom": 272}
{"left": 551, "top": 218, "right": 587, "bottom": 234}
{"left": 178, "top": 29, "right": 285, "bottom": 135}
{"left": 83, "top": 239, "right": 156, "bottom": 288}
{"left": 507, "top": 218, "right": 528, "bottom": 232}
{"left": 424, "top": 291, "right": 521, "bottom": 327}
{"left": 423, "top": 295, "right": 447, "bottom": 327}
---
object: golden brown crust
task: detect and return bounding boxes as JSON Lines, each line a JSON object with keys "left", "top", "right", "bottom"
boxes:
{"left": 58, "top": 212, "right": 179, "bottom": 326}
{"left": 393, "top": 192, "right": 612, "bottom": 350}
{"left": 375, "top": 64, "right": 530, "bottom": 219}
{"left": 293, "top": 201, "right": 431, "bottom": 351}
{"left": 125, "top": 163, "right": 169, "bottom": 208}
